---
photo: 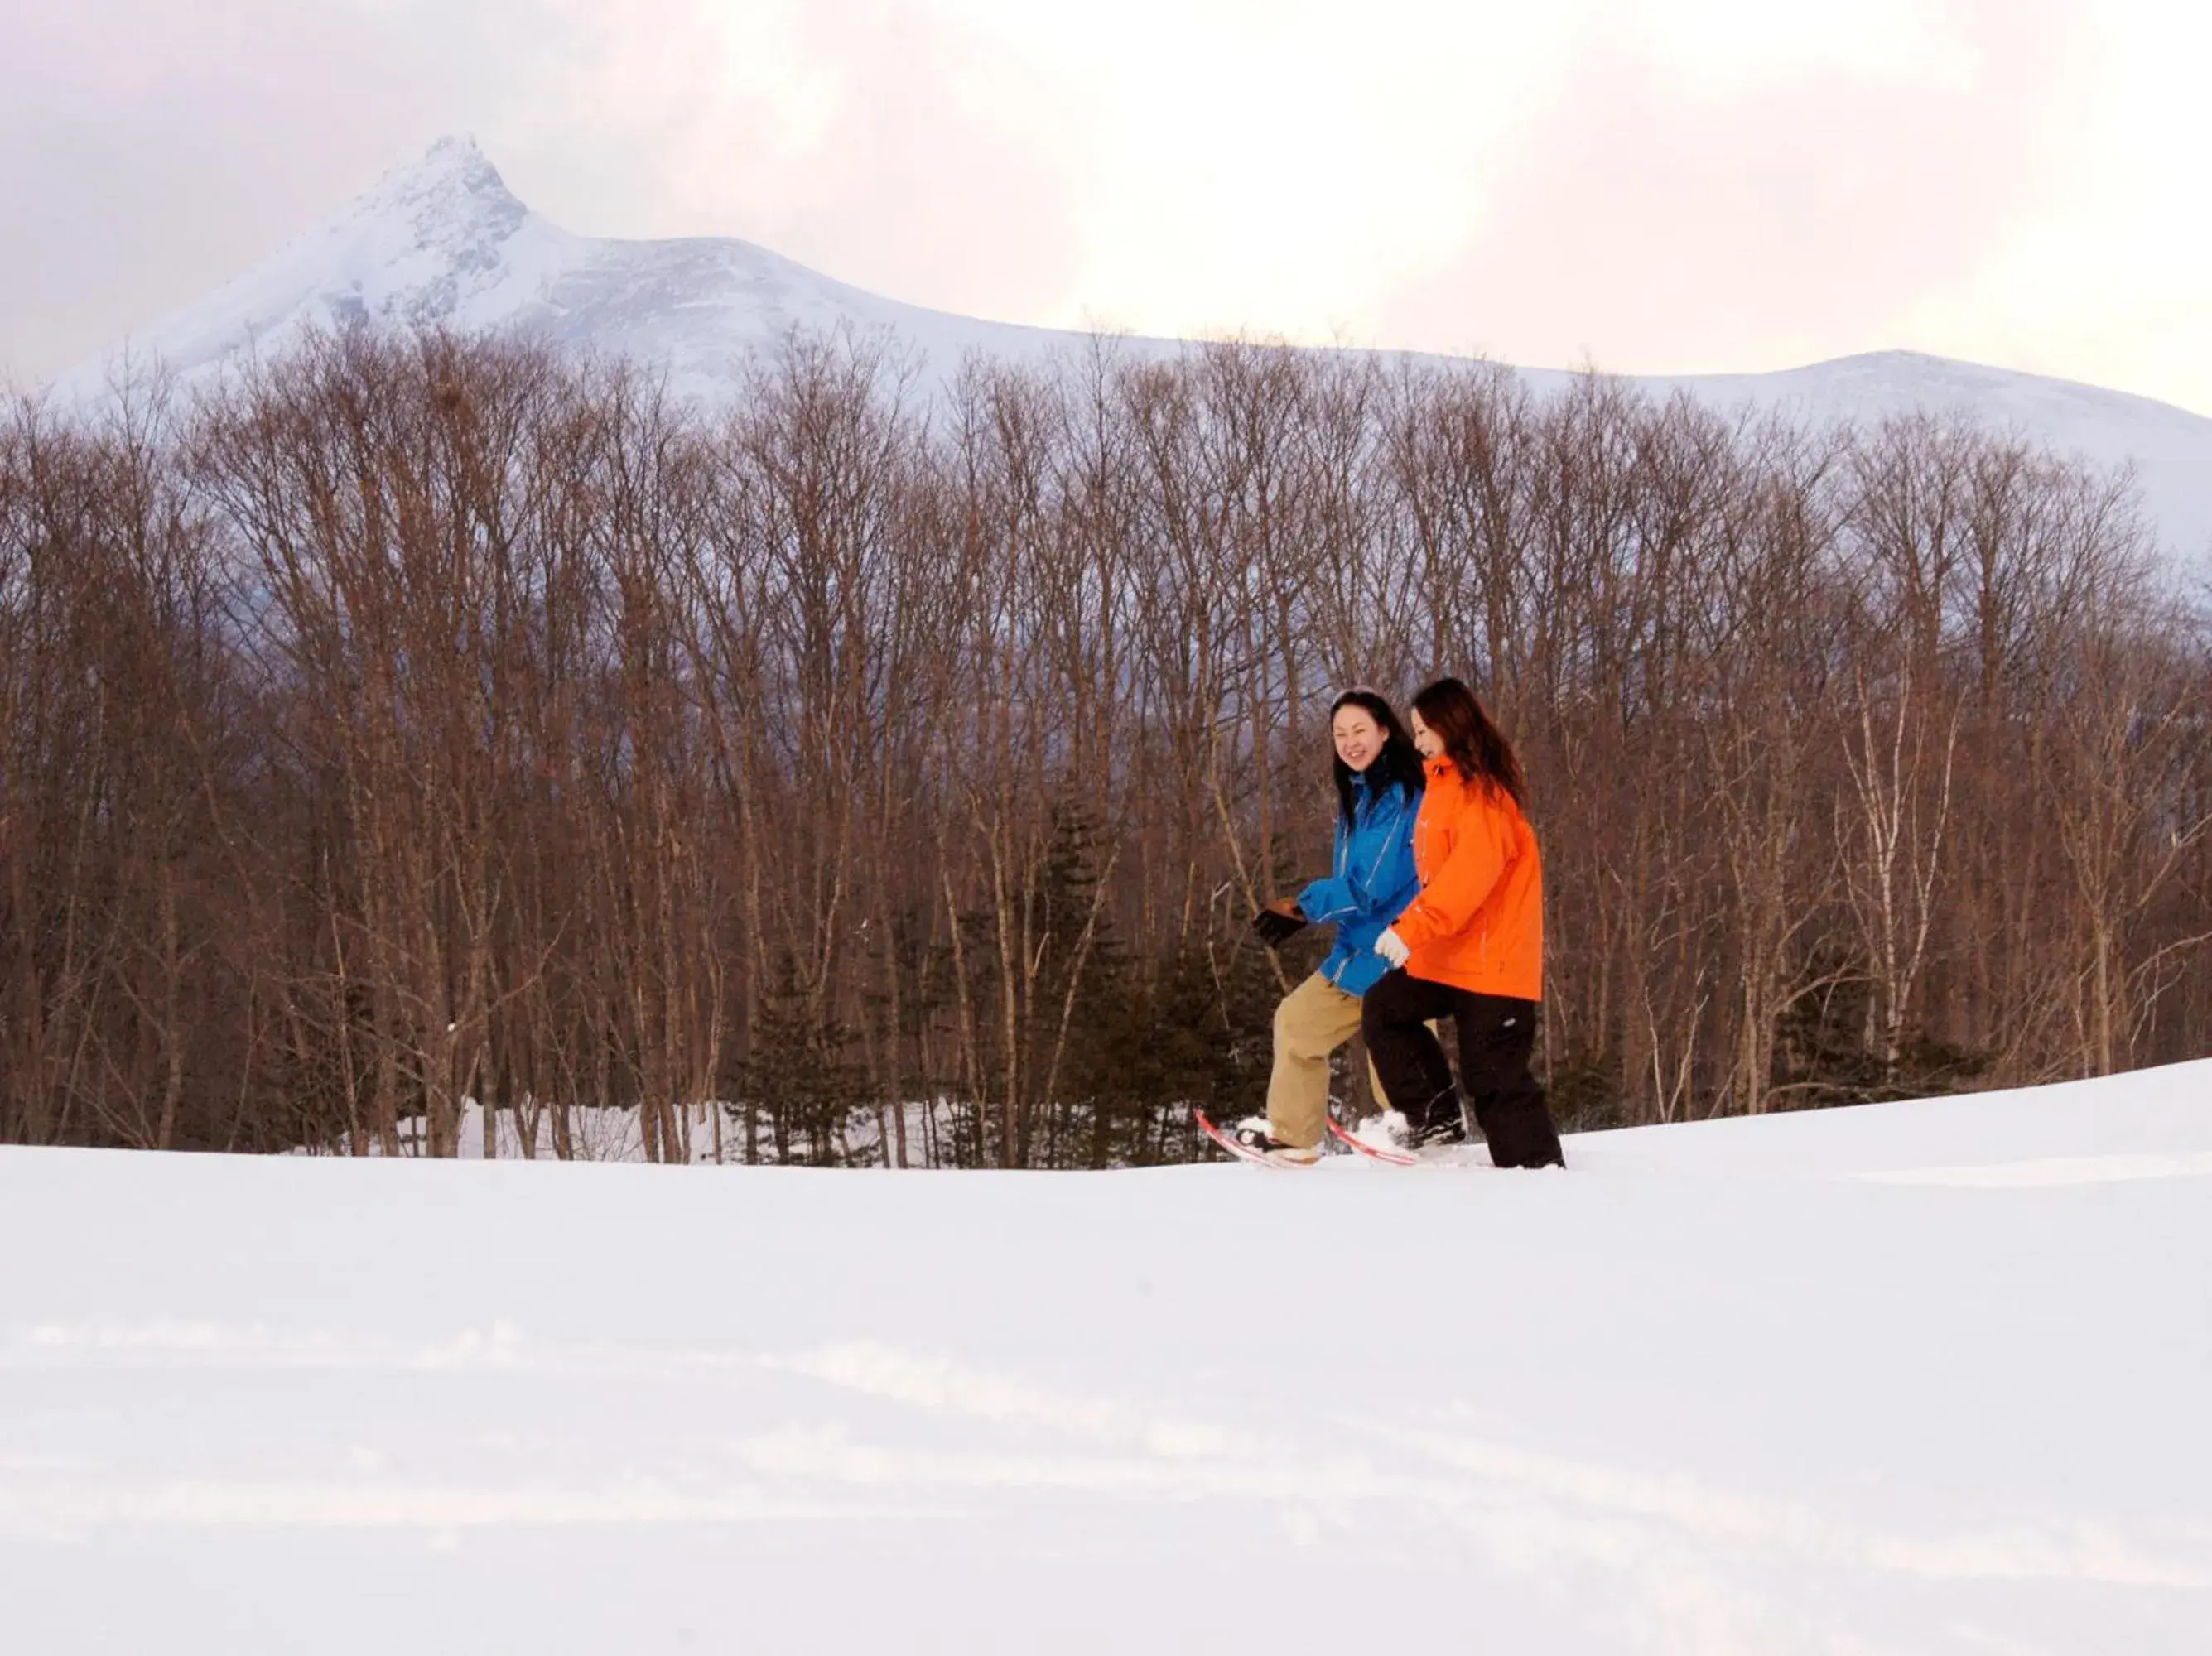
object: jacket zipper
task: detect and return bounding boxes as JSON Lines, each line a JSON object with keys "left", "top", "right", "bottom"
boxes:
{"left": 1326, "top": 788, "right": 1397, "bottom": 987}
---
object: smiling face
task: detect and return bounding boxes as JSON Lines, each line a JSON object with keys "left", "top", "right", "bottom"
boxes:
{"left": 1332, "top": 705, "right": 1385, "bottom": 772}
{"left": 1410, "top": 707, "right": 1442, "bottom": 761}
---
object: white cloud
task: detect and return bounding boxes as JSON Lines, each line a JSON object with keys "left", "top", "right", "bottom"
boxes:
{"left": 3, "top": 0, "right": 2209, "bottom": 415}
{"left": 1881, "top": 2, "right": 2212, "bottom": 411}
{"left": 1621, "top": 0, "right": 1975, "bottom": 88}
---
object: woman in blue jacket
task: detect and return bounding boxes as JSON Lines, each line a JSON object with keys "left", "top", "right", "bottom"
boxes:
{"left": 1233, "top": 688, "right": 1425, "bottom": 1164}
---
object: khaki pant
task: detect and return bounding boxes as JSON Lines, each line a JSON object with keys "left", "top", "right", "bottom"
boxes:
{"left": 1266, "top": 973, "right": 1384, "bottom": 1149}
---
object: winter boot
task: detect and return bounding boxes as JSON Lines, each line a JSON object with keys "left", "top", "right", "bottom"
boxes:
{"left": 1412, "top": 1113, "right": 1468, "bottom": 1152}
{"left": 1229, "top": 1118, "right": 1321, "bottom": 1167}
{"left": 1357, "top": 1106, "right": 1466, "bottom": 1158}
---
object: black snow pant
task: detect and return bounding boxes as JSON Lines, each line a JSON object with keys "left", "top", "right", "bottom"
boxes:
{"left": 1360, "top": 970, "right": 1565, "bottom": 1168}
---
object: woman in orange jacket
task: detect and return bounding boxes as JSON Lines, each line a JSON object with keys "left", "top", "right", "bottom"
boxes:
{"left": 1364, "top": 677, "right": 1565, "bottom": 1167}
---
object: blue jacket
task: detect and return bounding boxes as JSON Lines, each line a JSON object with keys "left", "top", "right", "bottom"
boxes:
{"left": 1297, "top": 769, "right": 1421, "bottom": 997}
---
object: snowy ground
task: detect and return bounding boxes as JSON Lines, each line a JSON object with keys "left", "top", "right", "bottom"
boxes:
{"left": 5, "top": 1063, "right": 2210, "bottom": 1654}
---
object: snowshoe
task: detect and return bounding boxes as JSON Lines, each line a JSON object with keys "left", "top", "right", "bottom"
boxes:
{"left": 1197, "top": 1112, "right": 1320, "bottom": 1167}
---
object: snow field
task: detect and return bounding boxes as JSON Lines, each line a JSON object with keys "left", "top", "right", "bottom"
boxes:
{"left": 3, "top": 1059, "right": 2210, "bottom": 1653}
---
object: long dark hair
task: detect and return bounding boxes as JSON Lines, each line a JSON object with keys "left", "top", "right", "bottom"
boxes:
{"left": 1328, "top": 688, "right": 1425, "bottom": 826}
{"left": 1410, "top": 677, "right": 1527, "bottom": 809}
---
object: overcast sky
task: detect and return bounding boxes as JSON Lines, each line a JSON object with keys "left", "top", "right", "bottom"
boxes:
{"left": 7, "top": 0, "right": 2209, "bottom": 412}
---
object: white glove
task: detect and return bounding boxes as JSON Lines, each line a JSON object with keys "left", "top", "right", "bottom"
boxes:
{"left": 1373, "top": 927, "right": 1410, "bottom": 968}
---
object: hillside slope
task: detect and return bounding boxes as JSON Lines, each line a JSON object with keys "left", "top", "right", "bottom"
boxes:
{"left": 3, "top": 1060, "right": 2208, "bottom": 1653}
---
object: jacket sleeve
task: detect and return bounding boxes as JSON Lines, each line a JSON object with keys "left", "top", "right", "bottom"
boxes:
{"left": 1301, "top": 792, "right": 1419, "bottom": 926}
{"left": 1391, "top": 792, "right": 1510, "bottom": 948}
{"left": 1296, "top": 818, "right": 1357, "bottom": 922}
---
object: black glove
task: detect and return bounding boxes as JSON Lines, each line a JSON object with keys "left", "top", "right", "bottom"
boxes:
{"left": 1251, "top": 903, "right": 1308, "bottom": 948}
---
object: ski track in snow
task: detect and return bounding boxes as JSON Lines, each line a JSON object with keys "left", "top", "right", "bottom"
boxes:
{"left": 8, "top": 1321, "right": 2208, "bottom": 1628}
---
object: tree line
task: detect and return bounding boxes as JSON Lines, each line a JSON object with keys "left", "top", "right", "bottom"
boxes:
{"left": 3, "top": 325, "right": 2206, "bottom": 1163}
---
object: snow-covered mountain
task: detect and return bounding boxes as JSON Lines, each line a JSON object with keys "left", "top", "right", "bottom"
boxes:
{"left": 60, "top": 136, "right": 1100, "bottom": 405}
{"left": 60, "top": 136, "right": 2212, "bottom": 564}
{"left": 5, "top": 1061, "right": 2210, "bottom": 1652}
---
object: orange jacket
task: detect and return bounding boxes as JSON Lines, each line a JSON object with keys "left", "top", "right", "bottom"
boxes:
{"left": 1389, "top": 755, "right": 1544, "bottom": 1000}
